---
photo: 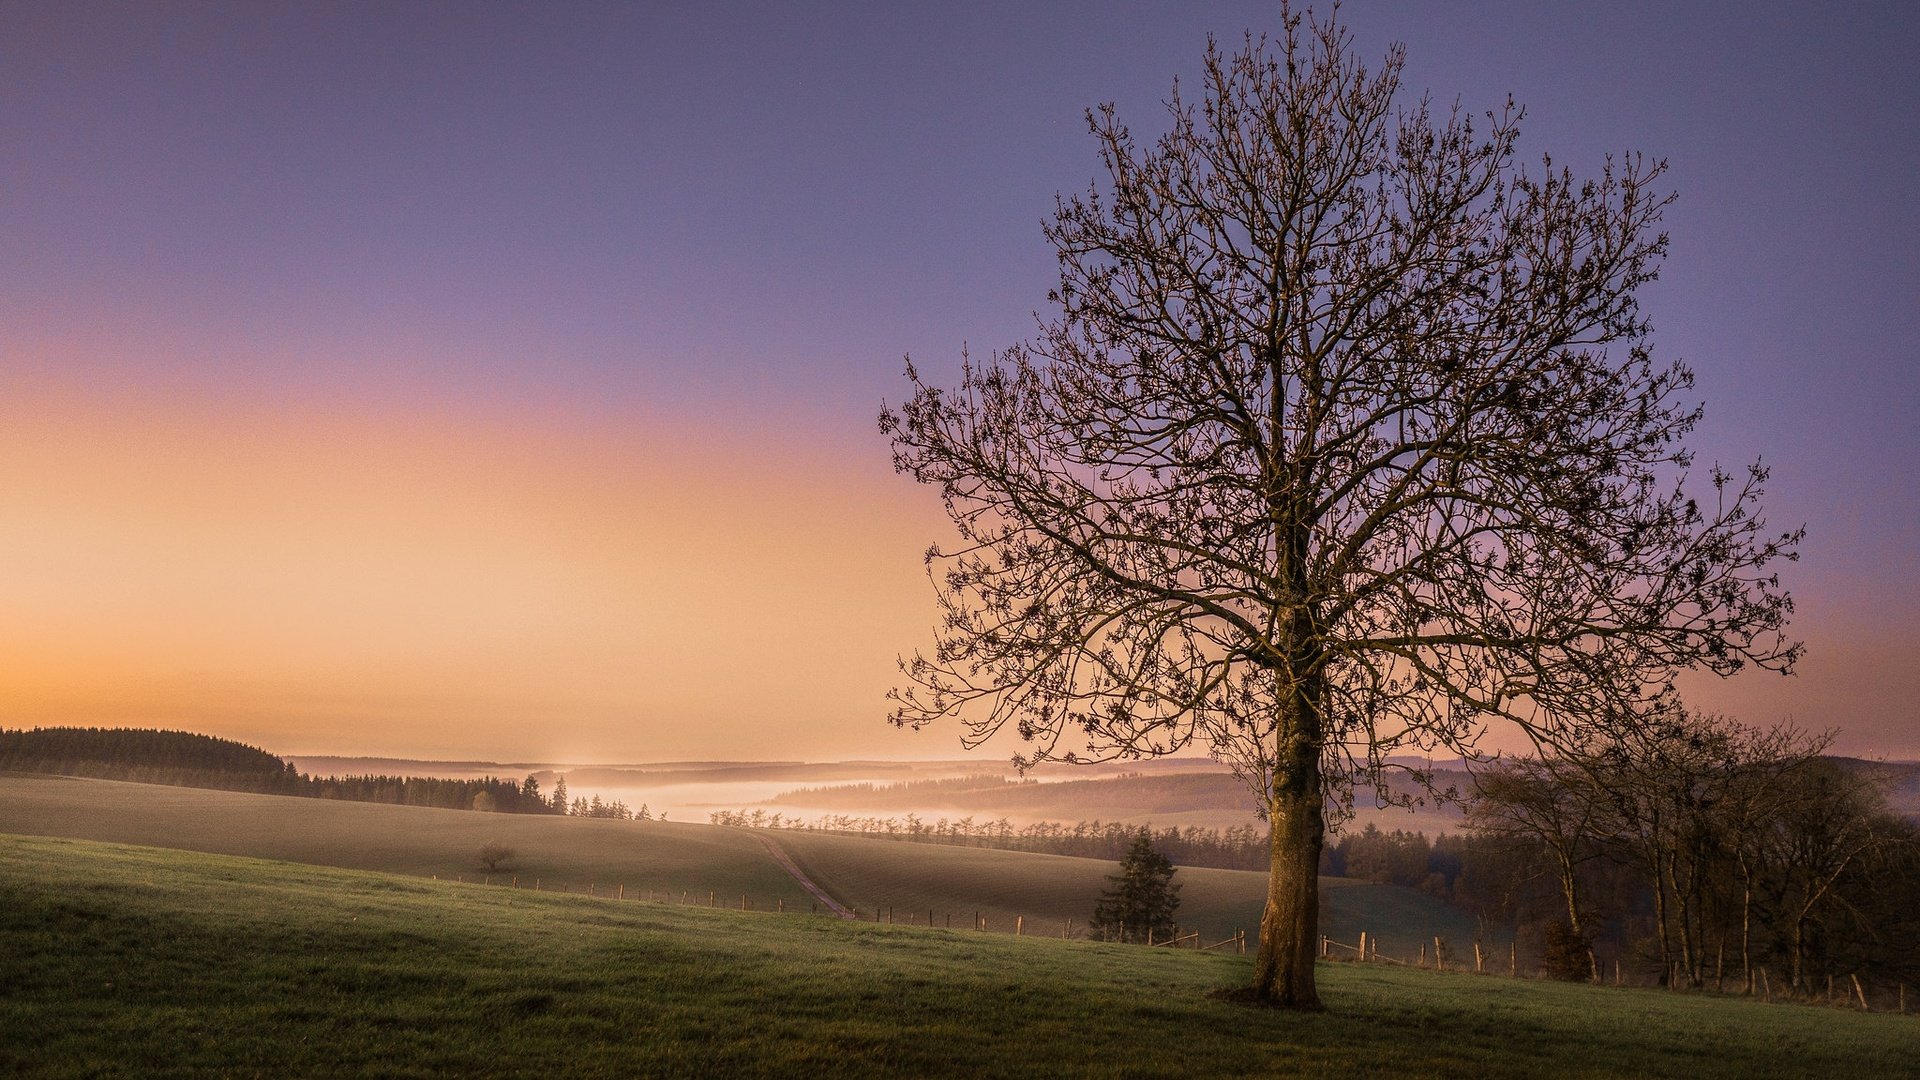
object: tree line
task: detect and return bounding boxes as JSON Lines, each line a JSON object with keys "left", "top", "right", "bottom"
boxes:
{"left": 707, "top": 808, "right": 1273, "bottom": 869}
{"left": 1, "top": 726, "right": 308, "bottom": 794}
{"left": 539, "top": 775, "right": 655, "bottom": 820}
{"left": 708, "top": 806, "right": 1471, "bottom": 880}
{"left": 0, "top": 727, "right": 657, "bottom": 820}
{"left": 774, "top": 774, "right": 1033, "bottom": 805}
{"left": 1460, "top": 710, "right": 1920, "bottom": 996}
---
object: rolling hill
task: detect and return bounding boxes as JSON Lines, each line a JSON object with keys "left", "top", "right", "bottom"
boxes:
{"left": 1, "top": 773, "right": 1476, "bottom": 956}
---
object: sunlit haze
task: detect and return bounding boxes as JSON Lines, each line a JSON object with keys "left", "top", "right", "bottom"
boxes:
{"left": 3, "top": 2, "right": 1915, "bottom": 761}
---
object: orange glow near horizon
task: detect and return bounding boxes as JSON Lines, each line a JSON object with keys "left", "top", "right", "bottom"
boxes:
{"left": 0, "top": 376, "right": 957, "bottom": 762}
{"left": 4, "top": 374, "right": 1913, "bottom": 765}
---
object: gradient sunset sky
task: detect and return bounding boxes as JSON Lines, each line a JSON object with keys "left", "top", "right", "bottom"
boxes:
{"left": 3, "top": 2, "right": 1915, "bottom": 762}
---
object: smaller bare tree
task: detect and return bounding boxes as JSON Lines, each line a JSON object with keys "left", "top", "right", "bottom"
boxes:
{"left": 1469, "top": 756, "right": 1611, "bottom": 977}
{"left": 1762, "top": 759, "right": 1889, "bottom": 991}
{"left": 478, "top": 841, "right": 516, "bottom": 873}
{"left": 1574, "top": 706, "right": 1831, "bottom": 989}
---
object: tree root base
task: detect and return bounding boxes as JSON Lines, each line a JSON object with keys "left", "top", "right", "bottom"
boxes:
{"left": 1209, "top": 985, "right": 1325, "bottom": 1011}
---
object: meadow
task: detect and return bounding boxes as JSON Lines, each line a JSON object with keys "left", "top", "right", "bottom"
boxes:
{"left": 0, "top": 774, "right": 1474, "bottom": 955}
{"left": 4, "top": 834, "right": 1914, "bottom": 1079}
{"left": 0, "top": 773, "right": 811, "bottom": 907}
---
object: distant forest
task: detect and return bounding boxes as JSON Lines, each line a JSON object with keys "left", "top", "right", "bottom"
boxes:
{"left": 705, "top": 805, "right": 1462, "bottom": 880}
{"left": 0, "top": 727, "right": 578, "bottom": 816}
{"left": 710, "top": 807, "right": 1274, "bottom": 869}
{"left": 772, "top": 771, "right": 1255, "bottom": 815}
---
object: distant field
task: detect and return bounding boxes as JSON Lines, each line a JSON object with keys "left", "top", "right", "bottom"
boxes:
{"left": 0, "top": 773, "right": 811, "bottom": 907}
{"left": 0, "top": 773, "right": 1479, "bottom": 954}
{"left": 278, "top": 752, "right": 1473, "bottom": 834}
{"left": 762, "top": 768, "right": 1468, "bottom": 836}
{"left": 5, "top": 835, "right": 1913, "bottom": 1079}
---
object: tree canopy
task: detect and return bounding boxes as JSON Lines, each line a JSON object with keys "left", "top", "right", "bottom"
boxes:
{"left": 882, "top": 8, "right": 1797, "bottom": 1007}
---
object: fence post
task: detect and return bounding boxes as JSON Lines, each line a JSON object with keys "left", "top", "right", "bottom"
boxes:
{"left": 1016, "top": 915, "right": 1023, "bottom": 937}
{"left": 1239, "top": 930, "right": 1245, "bottom": 956}
{"left": 1359, "top": 931, "right": 1367, "bottom": 962}
{"left": 1851, "top": 974, "right": 1869, "bottom": 1010}
{"left": 1435, "top": 936, "right": 1444, "bottom": 972}
{"left": 1760, "top": 966, "right": 1771, "bottom": 1003}
{"left": 1419, "top": 942, "right": 1426, "bottom": 968}
{"left": 1474, "top": 942, "right": 1484, "bottom": 974}
{"left": 1510, "top": 939, "right": 1517, "bottom": 977}
{"left": 709, "top": 890, "right": 715, "bottom": 907}
{"left": 618, "top": 884, "right": 624, "bottom": 901}
{"left": 512, "top": 877, "right": 518, "bottom": 888}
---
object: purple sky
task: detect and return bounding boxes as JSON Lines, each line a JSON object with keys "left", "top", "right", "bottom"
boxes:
{"left": 3, "top": 2, "right": 1916, "bottom": 760}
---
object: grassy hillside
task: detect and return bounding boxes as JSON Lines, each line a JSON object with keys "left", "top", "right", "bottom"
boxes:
{"left": 1, "top": 774, "right": 1478, "bottom": 954}
{"left": 0, "top": 773, "right": 810, "bottom": 907}
{"left": 5, "top": 835, "right": 1914, "bottom": 1079}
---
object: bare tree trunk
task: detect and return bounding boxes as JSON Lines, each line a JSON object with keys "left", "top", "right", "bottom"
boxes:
{"left": 1560, "top": 859, "right": 1585, "bottom": 941}
{"left": 1792, "top": 913, "right": 1808, "bottom": 992}
{"left": 1740, "top": 862, "right": 1754, "bottom": 994}
{"left": 1252, "top": 721, "right": 1324, "bottom": 1008}
{"left": 1651, "top": 853, "right": 1673, "bottom": 985}
{"left": 1669, "top": 859, "right": 1698, "bottom": 988}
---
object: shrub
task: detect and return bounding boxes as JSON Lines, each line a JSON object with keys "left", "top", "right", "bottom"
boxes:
{"left": 1541, "top": 919, "right": 1593, "bottom": 981}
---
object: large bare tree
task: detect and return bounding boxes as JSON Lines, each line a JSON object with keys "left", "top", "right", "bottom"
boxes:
{"left": 880, "top": 11, "right": 1797, "bottom": 1008}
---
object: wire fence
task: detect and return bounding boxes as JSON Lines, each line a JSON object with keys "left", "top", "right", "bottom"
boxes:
{"left": 1317, "top": 931, "right": 1917, "bottom": 1017}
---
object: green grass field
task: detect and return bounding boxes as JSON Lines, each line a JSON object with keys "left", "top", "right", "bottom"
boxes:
{"left": 0, "top": 774, "right": 1477, "bottom": 955}
{"left": 4, "top": 834, "right": 1914, "bottom": 1078}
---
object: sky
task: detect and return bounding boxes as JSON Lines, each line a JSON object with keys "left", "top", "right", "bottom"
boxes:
{"left": 2, "top": 2, "right": 1915, "bottom": 763}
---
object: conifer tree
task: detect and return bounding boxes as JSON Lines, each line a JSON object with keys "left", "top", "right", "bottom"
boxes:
{"left": 1089, "top": 832, "right": 1182, "bottom": 944}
